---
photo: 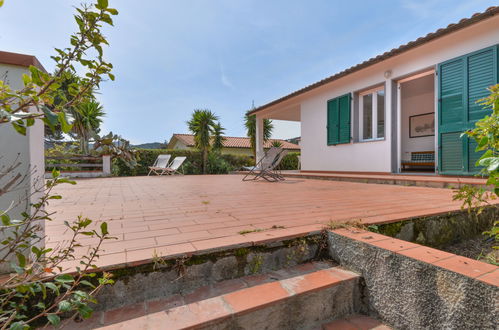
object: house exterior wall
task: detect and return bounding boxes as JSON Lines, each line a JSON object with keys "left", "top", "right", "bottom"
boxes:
{"left": 0, "top": 63, "right": 45, "bottom": 272}
{"left": 172, "top": 140, "right": 189, "bottom": 150}
{"left": 299, "top": 15, "right": 499, "bottom": 172}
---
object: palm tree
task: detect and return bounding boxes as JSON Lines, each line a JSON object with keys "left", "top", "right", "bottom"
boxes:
{"left": 244, "top": 111, "right": 274, "bottom": 158}
{"left": 271, "top": 140, "right": 283, "bottom": 148}
{"left": 187, "top": 109, "right": 219, "bottom": 173}
{"left": 72, "top": 100, "right": 105, "bottom": 154}
{"left": 212, "top": 122, "right": 226, "bottom": 153}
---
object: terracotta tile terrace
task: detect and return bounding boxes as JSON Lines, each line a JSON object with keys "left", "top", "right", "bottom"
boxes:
{"left": 46, "top": 174, "right": 468, "bottom": 270}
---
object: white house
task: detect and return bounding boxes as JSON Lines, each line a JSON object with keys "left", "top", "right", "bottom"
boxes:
{"left": 249, "top": 7, "right": 499, "bottom": 176}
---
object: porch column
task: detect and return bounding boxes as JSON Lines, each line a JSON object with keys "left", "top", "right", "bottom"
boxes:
{"left": 255, "top": 114, "right": 264, "bottom": 163}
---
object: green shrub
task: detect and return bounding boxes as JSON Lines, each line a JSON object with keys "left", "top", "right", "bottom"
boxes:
{"left": 279, "top": 152, "right": 300, "bottom": 170}
{"left": 220, "top": 153, "right": 254, "bottom": 169}
{"left": 207, "top": 153, "right": 232, "bottom": 174}
{"left": 112, "top": 148, "right": 253, "bottom": 176}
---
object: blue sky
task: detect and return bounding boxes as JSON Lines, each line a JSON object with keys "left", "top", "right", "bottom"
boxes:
{"left": 0, "top": 0, "right": 497, "bottom": 144}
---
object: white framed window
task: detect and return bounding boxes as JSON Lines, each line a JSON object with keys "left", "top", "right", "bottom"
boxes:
{"left": 359, "top": 86, "right": 385, "bottom": 141}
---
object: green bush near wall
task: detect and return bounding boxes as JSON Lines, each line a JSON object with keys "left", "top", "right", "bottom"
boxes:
{"left": 112, "top": 149, "right": 254, "bottom": 176}
{"left": 279, "top": 152, "right": 300, "bottom": 170}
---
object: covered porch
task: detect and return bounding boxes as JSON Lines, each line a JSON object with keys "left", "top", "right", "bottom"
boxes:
{"left": 254, "top": 102, "right": 301, "bottom": 163}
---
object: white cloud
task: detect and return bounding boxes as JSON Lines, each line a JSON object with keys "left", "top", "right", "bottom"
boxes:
{"left": 219, "top": 64, "right": 234, "bottom": 89}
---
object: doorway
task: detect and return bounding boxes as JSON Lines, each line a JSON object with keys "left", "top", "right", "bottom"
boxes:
{"left": 398, "top": 72, "right": 436, "bottom": 173}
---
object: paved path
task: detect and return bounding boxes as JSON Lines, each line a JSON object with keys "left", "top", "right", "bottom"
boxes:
{"left": 46, "top": 175, "right": 463, "bottom": 269}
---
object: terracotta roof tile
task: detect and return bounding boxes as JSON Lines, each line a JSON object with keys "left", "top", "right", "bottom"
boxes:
{"left": 249, "top": 6, "right": 499, "bottom": 115}
{"left": 0, "top": 50, "right": 46, "bottom": 72}
{"left": 170, "top": 134, "right": 300, "bottom": 150}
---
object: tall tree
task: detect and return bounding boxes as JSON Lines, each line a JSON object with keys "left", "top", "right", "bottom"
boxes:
{"left": 44, "top": 71, "right": 95, "bottom": 142}
{"left": 212, "top": 122, "right": 226, "bottom": 152}
{"left": 72, "top": 100, "right": 105, "bottom": 154}
{"left": 244, "top": 111, "right": 274, "bottom": 158}
{"left": 187, "top": 109, "right": 219, "bottom": 173}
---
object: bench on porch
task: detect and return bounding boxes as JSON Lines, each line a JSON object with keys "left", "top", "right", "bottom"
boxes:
{"left": 401, "top": 151, "right": 435, "bottom": 171}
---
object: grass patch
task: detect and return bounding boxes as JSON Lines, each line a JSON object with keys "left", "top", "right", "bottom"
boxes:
{"left": 325, "top": 219, "right": 366, "bottom": 230}
{"left": 238, "top": 225, "right": 287, "bottom": 235}
{"left": 238, "top": 228, "right": 264, "bottom": 235}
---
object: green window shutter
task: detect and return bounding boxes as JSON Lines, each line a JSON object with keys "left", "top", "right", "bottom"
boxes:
{"left": 467, "top": 48, "right": 496, "bottom": 122}
{"left": 327, "top": 94, "right": 351, "bottom": 145}
{"left": 338, "top": 94, "right": 351, "bottom": 144}
{"left": 438, "top": 45, "right": 498, "bottom": 175}
{"left": 440, "top": 58, "right": 465, "bottom": 128}
{"left": 327, "top": 98, "right": 339, "bottom": 145}
{"left": 440, "top": 132, "right": 463, "bottom": 173}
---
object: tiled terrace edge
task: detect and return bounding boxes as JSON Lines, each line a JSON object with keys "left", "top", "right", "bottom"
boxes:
{"left": 329, "top": 228, "right": 498, "bottom": 329}
{"left": 85, "top": 225, "right": 325, "bottom": 312}
{"left": 280, "top": 171, "right": 489, "bottom": 189}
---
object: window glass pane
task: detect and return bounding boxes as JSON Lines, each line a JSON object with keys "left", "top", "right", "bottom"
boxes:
{"left": 377, "top": 90, "right": 385, "bottom": 138}
{"left": 362, "top": 94, "right": 372, "bottom": 140}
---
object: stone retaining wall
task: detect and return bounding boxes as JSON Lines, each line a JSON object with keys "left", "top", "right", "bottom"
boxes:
{"left": 94, "top": 235, "right": 324, "bottom": 311}
{"left": 328, "top": 228, "right": 498, "bottom": 330}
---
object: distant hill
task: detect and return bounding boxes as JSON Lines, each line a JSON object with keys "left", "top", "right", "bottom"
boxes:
{"left": 132, "top": 142, "right": 166, "bottom": 149}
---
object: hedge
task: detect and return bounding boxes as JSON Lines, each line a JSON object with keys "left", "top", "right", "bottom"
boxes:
{"left": 112, "top": 149, "right": 301, "bottom": 176}
{"left": 112, "top": 149, "right": 254, "bottom": 176}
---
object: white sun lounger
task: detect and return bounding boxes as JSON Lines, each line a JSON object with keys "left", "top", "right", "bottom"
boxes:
{"left": 243, "top": 147, "right": 286, "bottom": 182}
{"left": 163, "top": 156, "right": 186, "bottom": 175}
{"left": 148, "top": 154, "right": 172, "bottom": 176}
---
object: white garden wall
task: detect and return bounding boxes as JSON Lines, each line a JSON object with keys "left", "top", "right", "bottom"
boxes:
{"left": 0, "top": 62, "right": 45, "bottom": 272}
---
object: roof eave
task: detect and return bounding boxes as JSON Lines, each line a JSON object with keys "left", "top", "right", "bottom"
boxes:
{"left": 0, "top": 51, "right": 47, "bottom": 73}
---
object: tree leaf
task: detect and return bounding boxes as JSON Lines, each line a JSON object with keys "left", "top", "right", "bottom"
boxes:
{"left": 47, "top": 313, "right": 61, "bottom": 326}
{"left": 80, "top": 280, "right": 96, "bottom": 288}
{"left": 45, "top": 282, "right": 59, "bottom": 294}
{"left": 55, "top": 274, "right": 74, "bottom": 283}
{"left": 57, "top": 111, "right": 73, "bottom": 133}
{"left": 96, "top": 0, "right": 108, "bottom": 9}
{"left": 100, "top": 222, "right": 108, "bottom": 235}
{"left": 16, "top": 252, "right": 26, "bottom": 268}
{"left": 42, "top": 106, "right": 59, "bottom": 132}
{"left": 12, "top": 120, "right": 26, "bottom": 135}
{"left": 106, "top": 8, "right": 119, "bottom": 15}
{"left": 35, "top": 302, "right": 46, "bottom": 309}
{"left": 78, "top": 304, "right": 93, "bottom": 319}
{"left": 58, "top": 300, "right": 72, "bottom": 312}
{"left": 1, "top": 214, "right": 11, "bottom": 226}
{"left": 9, "top": 322, "right": 28, "bottom": 330}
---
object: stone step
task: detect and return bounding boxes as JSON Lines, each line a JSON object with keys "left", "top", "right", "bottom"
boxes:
{"left": 321, "top": 314, "right": 392, "bottom": 330}
{"left": 72, "top": 262, "right": 361, "bottom": 329}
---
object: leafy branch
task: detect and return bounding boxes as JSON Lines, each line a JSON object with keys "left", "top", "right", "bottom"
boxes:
{"left": 454, "top": 84, "right": 499, "bottom": 260}
{"left": 0, "top": 0, "right": 118, "bottom": 136}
